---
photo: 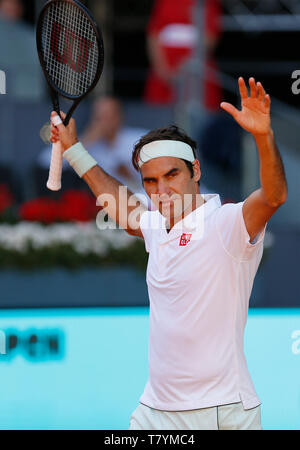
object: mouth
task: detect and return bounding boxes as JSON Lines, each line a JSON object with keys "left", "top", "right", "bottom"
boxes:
{"left": 161, "top": 199, "right": 174, "bottom": 205}
{"left": 159, "top": 195, "right": 180, "bottom": 204}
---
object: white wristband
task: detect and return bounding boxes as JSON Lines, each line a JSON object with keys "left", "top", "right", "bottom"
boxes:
{"left": 63, "top": 142, "right": 97, "bottom": 178}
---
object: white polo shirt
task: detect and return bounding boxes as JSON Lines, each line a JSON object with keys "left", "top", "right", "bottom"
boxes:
{"left": 139, "top": 193, "right": 266, "bottom": 411}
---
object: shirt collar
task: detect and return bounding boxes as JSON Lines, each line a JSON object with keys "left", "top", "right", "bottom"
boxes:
{"left": 159, "top": 194, "right": 221, "bottom": 243}
{"left": 186, "top": 193, "right": 221, "bottom": 229}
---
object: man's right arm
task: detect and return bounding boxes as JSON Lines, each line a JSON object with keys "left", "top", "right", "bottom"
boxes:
{"left": 83, "top": 165, "right": 146, "bottom": 238}
{"left": 50, "top": 112, "right": 146, "bottom": 238}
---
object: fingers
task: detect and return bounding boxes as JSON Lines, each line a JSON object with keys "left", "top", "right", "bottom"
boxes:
{"left": 220, "top": 102, "right": 239, "bottom": 119}
{"left": 257, "top": 82, "right": 265, "bottom": 101}
{"left": 249, "top": 77, "right": 258, "bottom": 98}
{"left": 240, "top": 77, "right": 258, "bottom": 99}
{"left": 265, "top": 94, "right": 271, "bottom": 109}
{"left": 51, "top": 111, "right": 64, "bottom": 126}
{"left": 50, "top": 122, "right": 59, "bottom": 144}
{"left": 51, "top": 111, "right": 68, "bottom": 134}
{"left": 254, "top": 80, "right": 270, "bottom": 107}
{"left": 50, "top": 111, "right": 65, "bottom": 143}
{"left": 50, "top": 111, "right": 78, "bottom": 150}
{"left": 239, "top": 77, "right": 270, "bottom": 106}
{"left": 238, "top": 77, "right": 248, "bottom": 100}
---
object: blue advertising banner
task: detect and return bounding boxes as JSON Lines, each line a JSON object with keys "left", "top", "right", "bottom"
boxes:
{"left": 0, "top": 308, "right": 299, "bottom": 430}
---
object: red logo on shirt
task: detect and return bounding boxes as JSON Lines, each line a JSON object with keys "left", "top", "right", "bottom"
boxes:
{"left": 179, "top": 233, "right": 192, "bottom": 246}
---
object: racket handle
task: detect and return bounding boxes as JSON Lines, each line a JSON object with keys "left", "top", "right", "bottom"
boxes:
{"left": 47, "top": 142, "right": 63, "bottom": 191}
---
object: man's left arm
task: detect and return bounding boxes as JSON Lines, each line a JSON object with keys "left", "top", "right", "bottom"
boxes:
{"left": 221, "top": 77, "right": 288, "bottom": 243}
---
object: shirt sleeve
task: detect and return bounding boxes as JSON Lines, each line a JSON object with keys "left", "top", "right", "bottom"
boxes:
{"left": 216, "top": 201, "right": 267, "bottom": 261}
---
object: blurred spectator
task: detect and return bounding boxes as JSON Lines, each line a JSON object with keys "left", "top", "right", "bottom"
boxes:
{"left": 37, "top": 96, "right": 147, "bottom": 194}
{"left": 144, "top": 0, "right": 241, "bottom": 201}
{"left": 198, "top": 111, "right": 242, "bottom": 202}
{"left": 0, "top": 0, "right": 43, "bottom": 101}
{"left": 144, "top": 0, "right": 222, "bottom": 109}
{"left": 0, "top": 0, "right": 22, "bottom": 20}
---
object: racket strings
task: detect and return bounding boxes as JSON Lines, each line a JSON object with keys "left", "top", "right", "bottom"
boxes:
{"left": 41, "top": 1, "right": 99, "bottom": 96}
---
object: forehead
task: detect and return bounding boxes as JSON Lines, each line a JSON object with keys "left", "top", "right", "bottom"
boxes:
{"left": 140, "top": 156, "right": 187, "bottom": 177}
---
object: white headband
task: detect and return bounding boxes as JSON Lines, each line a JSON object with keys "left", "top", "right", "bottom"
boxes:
{"left": 137, "top": 140, "right": 196, "bottom": 168}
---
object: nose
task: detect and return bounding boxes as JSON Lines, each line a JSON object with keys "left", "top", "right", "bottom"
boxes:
{"left": 156, "top": 179, "right": 170, "bottom": 197}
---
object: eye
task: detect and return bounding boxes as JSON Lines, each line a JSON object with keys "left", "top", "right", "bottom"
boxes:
{"left": 144, "top": 179, "right": 155, "bottom": 184}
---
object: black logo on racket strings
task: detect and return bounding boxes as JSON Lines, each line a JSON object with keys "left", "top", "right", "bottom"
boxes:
{"left": 51, "top": 22, "right": 93, "bottom": 73}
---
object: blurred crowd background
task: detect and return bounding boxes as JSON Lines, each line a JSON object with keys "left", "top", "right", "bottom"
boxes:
{"left": 0, "top": 0, "right": 299, "bottom": 308}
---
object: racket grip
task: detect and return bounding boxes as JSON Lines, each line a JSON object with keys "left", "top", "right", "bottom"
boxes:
{"left": 47, "top": 142, "right": 63, "bottom": 191}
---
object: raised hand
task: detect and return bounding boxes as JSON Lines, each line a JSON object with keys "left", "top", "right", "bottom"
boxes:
{"left": 220, "top": 77, "right": 271, "bottom": 136}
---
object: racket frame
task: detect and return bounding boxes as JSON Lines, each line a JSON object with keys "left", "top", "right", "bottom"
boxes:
{"left": 36, "top": 0, "right": 105, "bottom": 126}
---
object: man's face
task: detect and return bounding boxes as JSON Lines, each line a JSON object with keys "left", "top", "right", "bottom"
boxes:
{"left": 92, "top": 98, "right": 122, "bottom": 140}
{"left": 0, "top": 0, "right": 23, "bottom": 21}
{"left": 141, "top": 156, "right": 201, "bottom": 221}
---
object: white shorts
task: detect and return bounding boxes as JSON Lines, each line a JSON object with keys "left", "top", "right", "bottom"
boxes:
{"left": 129, "top": 402, "right": 262, "bottom": 430}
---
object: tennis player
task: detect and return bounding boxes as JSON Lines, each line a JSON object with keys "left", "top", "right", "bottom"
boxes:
{"left": 50, "top": 77, "right": 287, "bottom": 430}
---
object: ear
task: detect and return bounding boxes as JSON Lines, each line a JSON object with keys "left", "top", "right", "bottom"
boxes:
{"left": 192, "top": 160, "right": 201, "bottom": 183}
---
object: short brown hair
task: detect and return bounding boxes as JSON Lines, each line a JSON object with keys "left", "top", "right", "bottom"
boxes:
{"left": 132, "top": 125, "right": 198, "bottom": 180}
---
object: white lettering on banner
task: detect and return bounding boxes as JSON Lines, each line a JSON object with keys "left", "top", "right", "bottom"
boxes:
{"left": 0, "top": 331, "right": 6, "bottom": 355}
{"left": 0, "top": 70, "right": 6, "bottom": 94}
{"left": 291, "top": 330, "right": 300, "bottom": 355}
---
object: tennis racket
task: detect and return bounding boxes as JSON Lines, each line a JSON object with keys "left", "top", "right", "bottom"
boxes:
{"left": 36, "top": 0, "right": 104, "bottom": 191}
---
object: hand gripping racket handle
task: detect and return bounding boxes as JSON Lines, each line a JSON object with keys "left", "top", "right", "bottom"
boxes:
{"left": 47, "top": 114, "right": 64, "bottom": 191}
{"left": 47, "top": 141, "right": 63, "bottom": 191}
